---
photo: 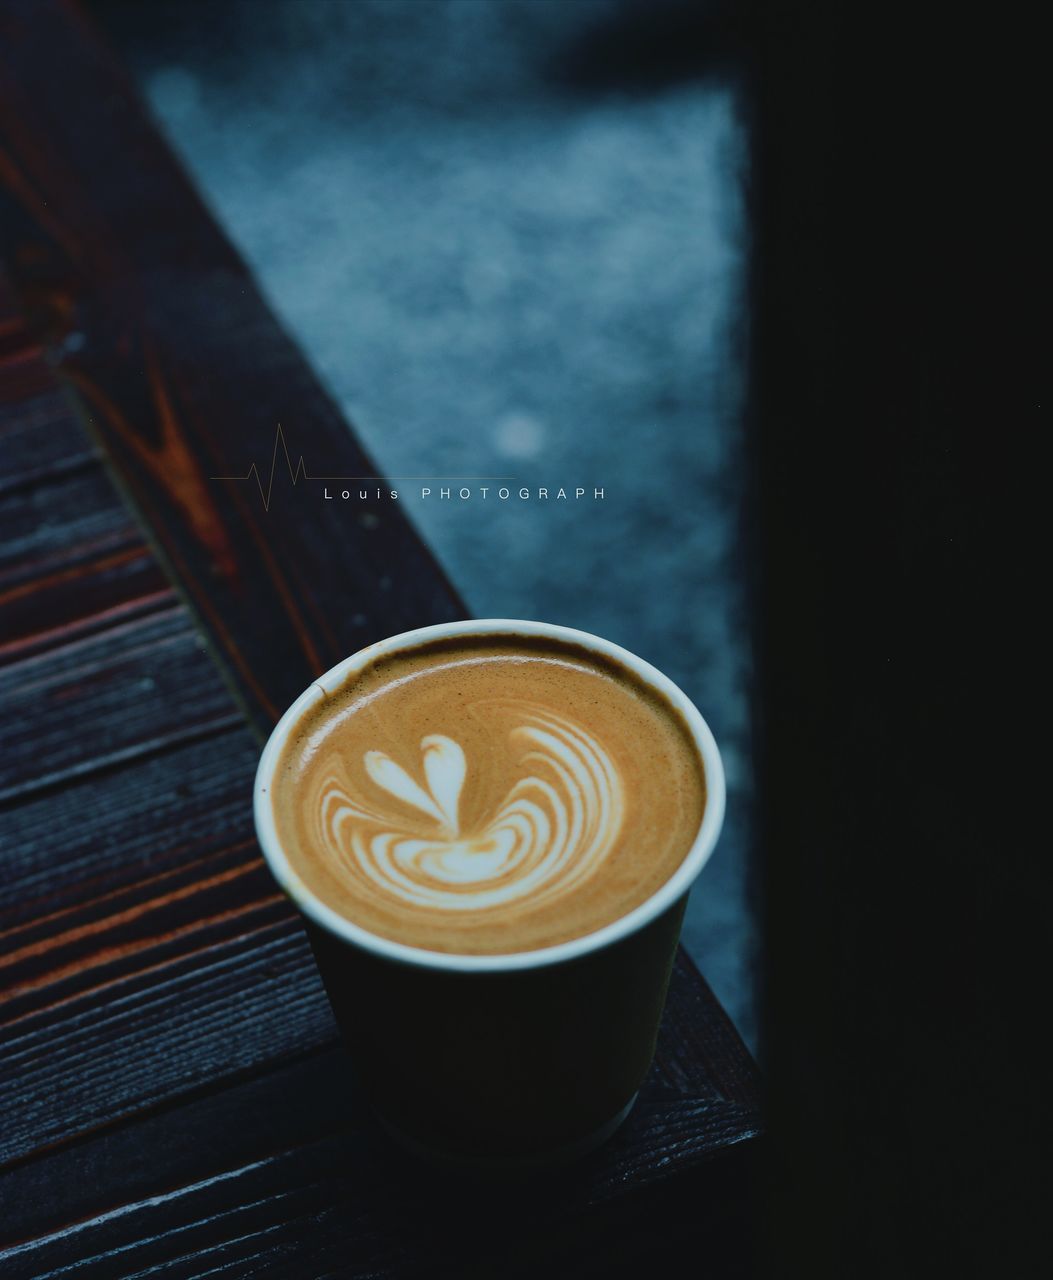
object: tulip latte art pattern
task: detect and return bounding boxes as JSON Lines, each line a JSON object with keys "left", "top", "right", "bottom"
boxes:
{"left": 317, "top": 705, "right": 625, "bottom": 912}
{"left": 272, "top": 636, "right": 707, "bottom": 953}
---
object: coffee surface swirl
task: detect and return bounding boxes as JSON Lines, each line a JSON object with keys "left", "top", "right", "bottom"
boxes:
{"left": 271, "top": 634, "right": 706, "bottom": 954}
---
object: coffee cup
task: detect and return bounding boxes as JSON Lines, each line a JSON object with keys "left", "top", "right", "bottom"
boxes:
{"left": 253, "top": 619, "right": 725, "bottom": 1170}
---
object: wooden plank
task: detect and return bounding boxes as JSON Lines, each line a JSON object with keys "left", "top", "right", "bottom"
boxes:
{"left": 0, "top": 919, "right": 333, "bottom": 1166}
{"left": 0, "top": 467, "right": 140, "bottom": 592}
{"left": 0, "top": 384, "right": 96, "bottom": 495}
{"left": 0, "top": 1122, "right": 757, "bottom": 1280}
{"left": 0, "top": 1125, "right": 755, "bottom": 1280}
{"left": 0, "top": 294, "right": 174, "bottom": 660}
{"left": 0, "top": 270, "right": 95, "bottom": 489}
{"left": 0, "top": 729, "right": 259, "bottom": 929}
{"left": 0, "top": 980, "right": 759, "bottom": 1280}
{"left": 0, "top": 722, "right": 348, "bottom": 1165}
{"left": 0, "top": 606, "right": 241, "bottom": 802}
{"left": 0, "top": 837, "right": 276, "bottom": 1026}
{"left": 0, "top": 539, "right": 174, "bottom": 667}
{"left": 0, "top": 316, "right": 65, "bottom": 413}
{"left": 650, "top": 947, "right": 760, "bottom": 1107}
{"left": 0, "top": 0, "right": 466, "bottom": 738}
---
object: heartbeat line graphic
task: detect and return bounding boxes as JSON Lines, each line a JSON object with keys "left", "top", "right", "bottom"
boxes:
{"left": 210, "top": 424, "right": 516, "bottom": 512}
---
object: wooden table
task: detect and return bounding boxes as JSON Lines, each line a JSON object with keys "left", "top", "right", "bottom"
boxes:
{"left": 0, "top": 3, "right": 761, "bottom": 1274}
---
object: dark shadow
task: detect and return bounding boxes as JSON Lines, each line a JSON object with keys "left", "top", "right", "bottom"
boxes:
{"left": 549, "top": 0, "right": 752, "bottom": 94}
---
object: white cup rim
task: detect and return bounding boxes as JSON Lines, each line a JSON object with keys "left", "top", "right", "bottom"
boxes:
{"left": 253, "top": 619, "right": 725, "bottom": 973}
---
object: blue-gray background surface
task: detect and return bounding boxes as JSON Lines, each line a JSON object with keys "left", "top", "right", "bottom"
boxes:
{"left": 96, "top": 0, "right": 758, "bottom": 1050}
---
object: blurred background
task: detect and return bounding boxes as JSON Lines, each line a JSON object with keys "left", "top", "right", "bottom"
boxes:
{"left": 89, "top": 0, "right": 757, "bottom": 1050}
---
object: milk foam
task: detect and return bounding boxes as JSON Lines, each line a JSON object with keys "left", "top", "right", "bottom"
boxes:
{"left": 273, "top": 636, "right": 706, "bottom": 954}
{"left": 316, "top": 703, "right": 624, "bottom": 912}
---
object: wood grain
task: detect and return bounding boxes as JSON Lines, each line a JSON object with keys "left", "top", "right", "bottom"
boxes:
{"left": 0, "top": 607, "right": 242, "bottom": 802}
{"left": 0, "top": 1040, "right": 758, "bottom": 1278}
{"left": 0, "top": 729, "right": 259, "bottom": 928}
{"left": 0, "top": 0, "right": 466, "bottom": 739}
{"left": 0, "top": 330, "right": 176, "bottom": 659}
{"left": 0, "top": 468, "right": 140, "bottom": 589}
{"left": 0, "top": 385, "right": 95, "bottom": 495}
{"left": 0, "top": 540, "right": 174, "bottom": 667}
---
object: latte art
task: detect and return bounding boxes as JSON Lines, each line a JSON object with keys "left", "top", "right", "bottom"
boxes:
{"left": 272, "top": 634, "right": 706, "bottom": 954}
{"left": 319, "top": 706, "right": 625, "bottom": 913}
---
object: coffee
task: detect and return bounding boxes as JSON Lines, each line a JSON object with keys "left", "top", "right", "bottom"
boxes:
{"left": 270, "top": 633, "right": 707, "bottom": 955}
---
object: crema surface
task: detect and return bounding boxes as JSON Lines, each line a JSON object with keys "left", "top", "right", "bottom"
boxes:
{"left": 271, "top": 635, "right": 706, "bottom": 954}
